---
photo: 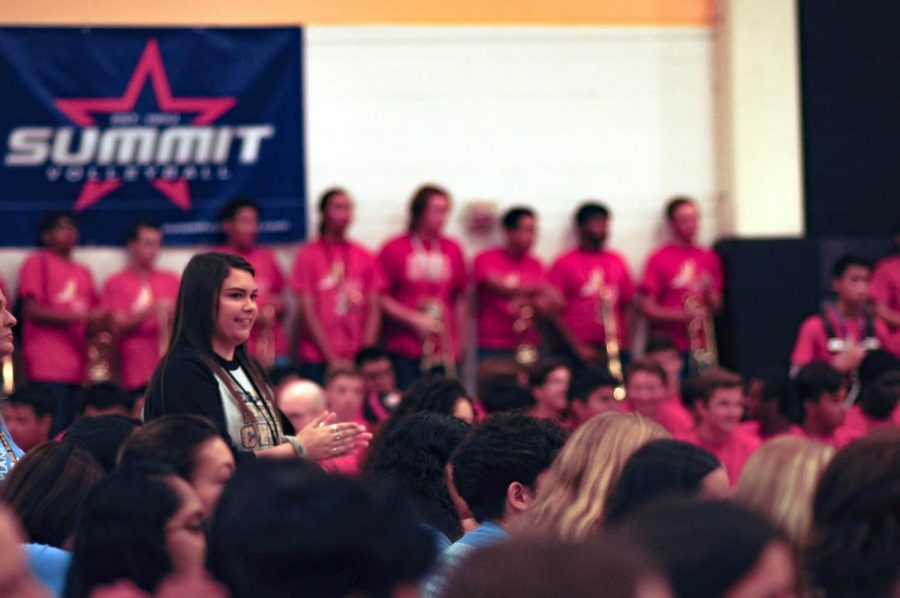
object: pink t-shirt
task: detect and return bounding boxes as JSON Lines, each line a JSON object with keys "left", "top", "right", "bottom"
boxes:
{"left": 474, "top": 247, "right": 545, "bottom": 350}
{"left": 656, "top": 396, "right": 695, "bottom": 436}
{"left": 639, "top": 243, "right": 724, "bottom": 352}
{"left": 790, "top": 308, "right": 891, "bottom": 367}
{"left": 377, "top": 234, "right": 468, "bottom": 360}
{"left": 871, "top": 255, "right": 900, "bottom": 356}
{"left": 785, "top": 424, "right": 854, "bottom": 450}
{"left": 102, "top": 267, "right": 180, "bottom": 391}
{"left": 676, "top": 427, "right": 761, "bottom": 486}
{"left": 18, "top": 250, "right": 97, "bottom": 384}
{"left": 216, "top": 245, "right": 288, "bottom": 358}
{"left": 291, "top": 238, "right": 382, "bottom": 364}
{"left": 547, "top": 248, "right": 634, "bottom": 347}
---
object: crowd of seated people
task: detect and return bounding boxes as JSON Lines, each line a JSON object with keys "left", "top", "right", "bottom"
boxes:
{"left": 0, "top": 186, "right": 898, "bottom": 597}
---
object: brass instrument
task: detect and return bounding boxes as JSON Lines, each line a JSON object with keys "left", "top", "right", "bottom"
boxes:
{"left": 685, "top": 291, "right": 718, "bottom": 375}
{"left": 255, "top": 304, "right": 277, "bottom": 370}
{"left": 598, "top": 286, "right": 627, "bottom": 401}
{"left": 1, "top": 355, "right": 13, "bottom": 396}
{"left": 513, "top": 303, "right": 539, "bottom": 366}
{"left": 419, "top": 299, "right": 458, "bottom": 378}
{"left": 86, "top": 329, "right": 114, "bottom": 383}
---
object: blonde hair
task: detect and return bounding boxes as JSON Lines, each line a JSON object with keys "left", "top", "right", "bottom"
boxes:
{"left": 733, "top": 436, "right": 834, "bottom": 548}
{"left": 515, "top": 412, "right": 669, "bottom": 541}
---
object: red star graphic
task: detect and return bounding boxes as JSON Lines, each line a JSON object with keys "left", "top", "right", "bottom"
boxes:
{"left": 53, "top": 38, "right": 236, "bottom": 212}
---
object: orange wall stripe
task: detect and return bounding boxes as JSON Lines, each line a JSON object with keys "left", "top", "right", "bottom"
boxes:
{"left": 3, "top": 0, "right": 712, "bottom": 26}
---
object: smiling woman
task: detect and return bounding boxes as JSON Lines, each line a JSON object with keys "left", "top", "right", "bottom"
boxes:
{"left": 144, "top": 252, "right": 370, "bottom": 462}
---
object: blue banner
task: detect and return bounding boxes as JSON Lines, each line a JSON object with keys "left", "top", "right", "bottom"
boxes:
{"left": 0, "top": 27, "right": 305, "bottom": 246}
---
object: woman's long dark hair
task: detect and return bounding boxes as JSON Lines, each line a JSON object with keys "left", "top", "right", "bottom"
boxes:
{"left": 365, "top": 412, "right": 470, "bottom": 541}
{"left": 64, "top": 464, "right": 182, "bottom": 598}
{"left": 149, "top": 252, "right": 277, "bottom": 427}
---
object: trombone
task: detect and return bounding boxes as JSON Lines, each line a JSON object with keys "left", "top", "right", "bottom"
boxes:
{"left": 419, "top": 299, "right": 457, "bottom": 379}
{"left": 513, "top": 303, "right": 539, "bottom": 366}
{"left": 684, "top": 291, "right": 718, "bottom": 375}
{"left": 598, "top": 285, "right": 627, "bottom": 401}
{"left": 1, "top": 355, "right": 13, "bottom": 396}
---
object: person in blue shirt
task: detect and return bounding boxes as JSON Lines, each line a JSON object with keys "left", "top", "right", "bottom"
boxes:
{"left": 422, "top": 412, "right": 567, "bottom": 598}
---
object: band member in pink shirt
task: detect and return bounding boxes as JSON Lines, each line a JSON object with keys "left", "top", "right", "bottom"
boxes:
{"left": 17, "top": 213, "right": 104, "bottom": 432}
{"left": 639, "top": 196, "right": 723, "bottom": 366}
{"left": 870, "top": 227, "right": 900, "bottom": 357}
{"left": 292, "top": 189, "right": 382, "bottom": 384}
{"left": 377, "top": 185, "right": 468, "bottom": 389}
{"left": 103, "top": 221, "right": 179, "bottom": 394}
{"left": 792, "top": 255, "right": 889, "bottom": 377}
{"left": 474, "top": 207, "right": 559, "bottom": 364}
{"left": 216, "top": 199, "right": 288, "bottom": 369}
{"left": 548, "top": 202, "right": 634, "bottom": 370}
{"left": 676, "top": 368, "right": 761, "bottom": 485}
{"left": 788, "top": 361, "right": 853, "bottom": 449}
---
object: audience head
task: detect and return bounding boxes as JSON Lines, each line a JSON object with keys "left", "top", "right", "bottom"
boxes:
{"left": 574, "top": 201, "right": 610, "bottom": 247}
{"left": 830, "top": 254, "right": 872, "bottom": 307}
{"left": 220, "top": 197, "right": 259, "bottom": 250}
{"left": 858, "top": 349, "right": 900, "bottom": 389}
{"left": 794, "top": 361, "right": 846, "bottom": 434}
{"left": 317, "top": 187, "right": 353, "bottom": 236}
{"left": 451, "top": 412, "right": 566, "bottom": 526}
{"left": 733, "top": 436, "right": 834, "bottom": 549}
{"left": 367, "top": 412, "right": 470, "bottom": 541}
{"left": 501, "top": 206, "right": 537, "bottom": 255}
{"left": 118, "top": 415, "right": 236, "bottom": 517}
{"left": 520, "top": 412, "right": 669, "bottom": 541}
{"left": 325, "top": 367, "right": 365, "bottom": 422}
{"left": 858, "top": 371, "right": 900, "bottom": 422}
{"left": 355, "top": 346, "right": 398, "bottom": 397}
{"left": 0, "top": 502, "right": 50, "bottom": 598}
{"left": 443, "top": 535, "right": 670, "bottom": 598}
{"left": 395, "top": 375, "right": 475, "bottom": 424}
{"left": 644, "top": 335, "right": 683, "bottom": 393}
{"left": 209, "top": 459, "right": 435, "bottom": 598}
{"left": 481, "top": 380, "right": 534, "bottom": 414}
{"left": 38, "top": 211, "right": 78, "bottom": 252}
{"left": 626, "top": 358, "right": 668, "bottom": 420}
{"left": 618, "top": 499, "right": 794, "bottom": 598}
{"left": 743, "top": 370, "right": 793, "bottom": 425}
{"left": 65, "top": 463, "right": 207, "bottom": 598}
{"left": 277, "top": 379, "right": 326, "bottom": 434}
{"left": 808, "top": 429, "right": 900, "bottom": 597}
{"left": 3, "top": 385, "right": 55, "bottom": 452}
{"left": 567, "top": 366, "right": 619, "bottom": 426}
{"left": 605, "top": 440, "right": 728, "bottom": 525}
{"left": 126, "top": 219, "right": 163, "bottom": 269}
{"left": 528, "top": 358, "right": 571, "bottom": 420}
{"left": 688, "top": 368, "right": 744, "bottom": 438}
{"left": 62, "top": 414, "right": 141, "bottom": 473}
{"left": 664, "top": 195, "right": 698, "bottom": 243}
{"left": 408, "top": 184, "right": 450, "bottom": 235}
{"left": 77, "top": 382, "right": 138, "bottom": 419}
{"left": 1, "top": 441, "right": 102, "bottom": 549}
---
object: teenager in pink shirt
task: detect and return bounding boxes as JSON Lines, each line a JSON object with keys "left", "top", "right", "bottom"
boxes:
{"left": 378, "top": 185, "right": 467, "bottom": 389}
{"left": 474, "top": 207, "right": 559, "bottom": 363}
{"left": 625, "top": 358, "right": 693, "bottom": 436}
{"left": 216, "top": 199, "right": 287, "bottom": 368}
{"left": 548, "top": 202, "right": 634, "bottom": 369}
{"left": 791, "top": 255, "right": 889, "bottom": 376}
{"left": 103, "top": 221, "right": 179, "bottom": 394}
{"left": 321, "top": 368, "right": 370, "bottom": 476}
{"left": 527, "top": 358, "right": 572, "bottom": 428}
{"left": 17, "top": 213, "right": 104, "bottom": 431}
{"left": 644, "top": 335, "right": 695, "bottom": 434}
{"left": 639, "top": 196, "right": 723, "bottom": 361}
{"left": 676, "top": 368, "right": 760, "bottom": 485}
{"left": 869, "top": 229, "right": 900, "bottom": 357}
{"left": 789, "top": 361, "right": 853, "bottom": 449}
{"left": 841, "top": 372, "right": 900, "bottom": 441}
{"left": 291, "top": 189, "right": 382, "bottom": 384}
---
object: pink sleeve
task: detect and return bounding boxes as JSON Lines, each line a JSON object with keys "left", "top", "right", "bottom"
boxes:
{"left": 449, "top": 242, "right": 468, "bottom": 298}
{"left": 17, "top": 255, "right": 43, "bottom": 301}
{"left": 639, "top": 253, "right": 662, "bottom": 297}
{"left": 269, "top": 253, "right": 286, "bottom": 294}
{"left": 709, "top": 251, "right": 725, "bottom": 293}
{"left": 618, "top": 255, "right": 635, "bottom": 302}
{"left": 473, "top": 252, "right": 490, "bottom": 284}
{"left": 791, "top": 316, "right": 822, "bottom": 366}
{"left": 291, "top": 247, "right": 314, "bottom": 295}
{"left": 547, "top": 258, "right": 566, "bottom": 296}
{"left": 870, "top": 262, "right": 890, "bottom": 304}
{"left": 377, "top": 241, "right": 402, "bottom": 294}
